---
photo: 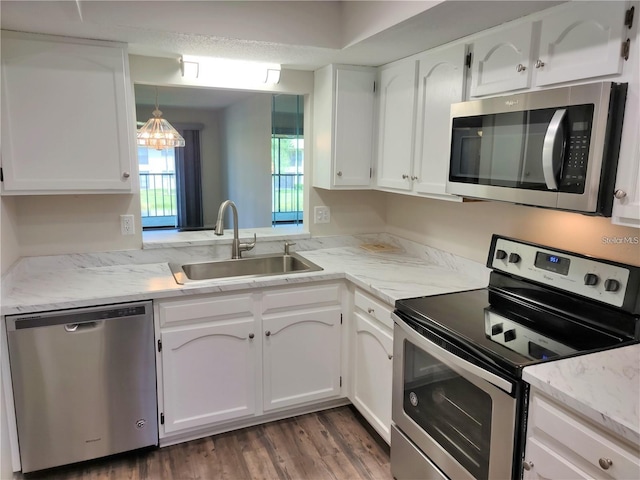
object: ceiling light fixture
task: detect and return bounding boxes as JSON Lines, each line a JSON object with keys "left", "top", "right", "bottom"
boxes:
{"left": 136, "top": 87, "right": 185, "bottom": 150}
{"left": 180, "top": 55, "right": 281, "bottom": 85}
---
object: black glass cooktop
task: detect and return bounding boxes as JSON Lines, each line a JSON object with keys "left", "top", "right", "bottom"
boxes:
{"left": 395, "top": 285, "right": 638, "bottom": 378}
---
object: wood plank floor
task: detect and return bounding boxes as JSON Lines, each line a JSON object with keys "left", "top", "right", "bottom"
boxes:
{"left": 15, "top": 406, "right": 392, "bottom": 480}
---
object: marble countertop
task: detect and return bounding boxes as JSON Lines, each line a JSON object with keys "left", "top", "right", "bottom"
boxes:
{"left": 0, "top": 234, "right": 489, "bottom": 315}
{"left": 4, "top": 232, "right": 636, "bottom": 446}
{"left": 523, "top": 344, "right": 640, "bottom": 446}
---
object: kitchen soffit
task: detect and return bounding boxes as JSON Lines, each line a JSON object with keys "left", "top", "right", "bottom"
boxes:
{"left": 0, "top": 1, "right": 565, "bottom": 70}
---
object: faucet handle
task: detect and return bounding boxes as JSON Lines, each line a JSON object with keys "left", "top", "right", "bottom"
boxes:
{"left": 239, "top": 233, "right": 257, "bottom": 253}
{"left": 284, "top": 241, "right": 296, "bottom": 255}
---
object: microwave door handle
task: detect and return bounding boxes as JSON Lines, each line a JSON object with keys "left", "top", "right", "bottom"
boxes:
{"left": 542, "top": 108, "right": 567, "bottom": 191}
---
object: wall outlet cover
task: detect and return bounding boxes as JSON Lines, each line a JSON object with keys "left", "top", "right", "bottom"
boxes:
{"left": 120, "top": 214, "right": 135, "bottom": 235}
{"left": 314, "top": 206, "right": 330, "bottom": 224}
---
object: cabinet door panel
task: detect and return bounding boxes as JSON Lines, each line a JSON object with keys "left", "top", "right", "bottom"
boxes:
{"left": 470, "top": 23, "right": 534, "bottom": 97}
{"left": 263, "top": 306, "right": 341, "bottom": 411}
{"left": 536, "top": 2, "right": 626, "bottom": 87}
{"left": 1, "top": 33, "right": 134, "bottom": 193}
{"left": 525, "top": 439, "right": 592, "bottom": 479}
{"left": 333, "top": 68, "right": 374, "bottom": 187}
{"left": 352, "top": 312, "right": 393, "bottom": 443}
{"left": 161, "top": 318, "right": 256, "bottom": 433}
{"left": 376, "top": 61, "right": 417, "bottom": 190}
{"left": 413, "top": 44, "right": 466, "bottom": 197}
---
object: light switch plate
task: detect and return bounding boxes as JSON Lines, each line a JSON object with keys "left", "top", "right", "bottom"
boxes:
{"left": 314, "top": 206, "right": 330, "bottom": 224}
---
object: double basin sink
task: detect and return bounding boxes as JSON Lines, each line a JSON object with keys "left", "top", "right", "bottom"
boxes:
{"left": 169, "top": 252, "right": 323, "bottom": 284}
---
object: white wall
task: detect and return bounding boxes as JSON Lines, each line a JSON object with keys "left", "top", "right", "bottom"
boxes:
{"left": 309, "top": 189, "right": 387, "bottom": 236}
{"left": 385, "top": 194, "right": 640, "bottom": 266}
{"left": 220, "top": 94, "right": 273, "bottom": 228}
{"left": 9, "top": 195, "right": 142, "bottom": 258}
{"left": 0, "top": 197, "right": 20, "bottom": 275}
{"left": 136, "top": 105, "right": 223, "bottom": 226}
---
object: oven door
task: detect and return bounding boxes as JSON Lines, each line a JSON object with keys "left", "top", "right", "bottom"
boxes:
{"left": 392, "top": 313, "right": 518, "bottom": 480}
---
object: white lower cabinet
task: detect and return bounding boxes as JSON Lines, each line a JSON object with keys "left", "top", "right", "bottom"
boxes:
{"left": 523, "top": 389, "right": 640, "bottom": 480}
{"left": 350, "top": 290, "right": 394, "bottom": 444}
{"left": 160, "top": 316, "right": 257, "bottom": 434}
{"left": 155, "top": 283, "right": 343, "bottom": 440}
{"left": 263, "top": 306, "right": 342, "bottom": 411}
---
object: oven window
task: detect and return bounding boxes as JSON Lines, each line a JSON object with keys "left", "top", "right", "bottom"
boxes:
{"left": 403, "top": 341, "right": 492, "bottom": 480}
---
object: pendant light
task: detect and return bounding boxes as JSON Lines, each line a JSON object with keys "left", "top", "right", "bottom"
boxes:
{"left": 136, "top": 87, "right": 185, "bottom": 150}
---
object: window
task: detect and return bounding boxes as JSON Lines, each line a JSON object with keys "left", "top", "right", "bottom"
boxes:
{"left": 139, "top": 147, "right": 178, "bottom": 228}
{"left": 272, "top": 94, "right": 304, "bottom": 225}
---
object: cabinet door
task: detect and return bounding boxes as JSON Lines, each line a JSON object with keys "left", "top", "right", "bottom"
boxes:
{"left": 263, "top": 305, "right": 341, "bottom": 411}
{"left": 160, "top": 317, "right": 257, "bottom": 434}
{"left": 352, "top": 311, "right": 393, "bottom": 444}
{"left": 524, "top": 391, "right": 640, "bottom": 480}
{"left": 1, "top": 33, "right": 135, "bottom": 194}
{"left": 413, "top": 44, "right": 467, "bottom": 198}
{"left": 312, "top": 65, "right": 374, "bottom": 189}
{"left": 470, "top": 22, "right": 534, "bottom": 97}
{"left": 333, "top": 68, "right": 375, "bottom": 187}
{"left": 535, "top": 2, "right": 627, "bottom": 87}
{"left": 375, "top": 60, "right": 417, "bottom": 190}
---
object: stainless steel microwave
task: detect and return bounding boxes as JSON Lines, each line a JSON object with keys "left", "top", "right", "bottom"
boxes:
{"left": 446, "top": 82, "right": 627, "bottom": 215}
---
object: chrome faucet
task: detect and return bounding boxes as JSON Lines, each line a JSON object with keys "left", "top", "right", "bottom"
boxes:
{"left": 215, "top": 200, "right": 256, "bottom": 259}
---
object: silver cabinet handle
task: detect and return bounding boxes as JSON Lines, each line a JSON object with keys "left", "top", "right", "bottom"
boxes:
{"left": 336, "top": 171, "right": 343, "bottom": 177}
{"left": 542, "top": 109, "right": 567, "bottom": 191}
{"left": 614, "top": 189, "right": 627, "bottom": 199}
{"left": 411, "top": 176, "right": 418, "bottom": 181}
{"left": 388, "top": 354, "right": 393, "bottom": 360}
{"left": 599, "top": 458, "right": 613, "bottom": 470}
{"left": 248, "top": 333, "right": 254, "bottom": 339}
{"left": 265, "top": 330, "right": 271, "bottom": 337}
{"left": 535, "top": 59, "right": 545, "bottom": 68}
{"left": 402, "top": 174, "right": 409, "bottom": 179}
{"left": 516, "top": 63, "right": 527, "bottom": 72}
{"left": 367, "top": 308, "right": 375, "bottom": 314}
{"left": 523, "top": 461, "right": 534, "bottom": 471}
{"left": 122, "top": 171, "right": 131, "bottom": 178}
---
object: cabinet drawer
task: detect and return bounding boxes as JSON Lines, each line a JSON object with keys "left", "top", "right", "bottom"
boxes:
{"left": 527, "top": 392, "right": 640, "bottom": 479}
{"left": 157, "top": 293, "right": 254, "bottom": 327}
{"left": 261, "top": 283, "right": 341, "bottom": 315}
{"left": 354, "top": 290, "right": 393, "bottom": 329}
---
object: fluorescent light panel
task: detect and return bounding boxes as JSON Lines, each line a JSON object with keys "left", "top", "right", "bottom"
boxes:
{"left": 181, "top": 55, "right": 281, "bottom": 84}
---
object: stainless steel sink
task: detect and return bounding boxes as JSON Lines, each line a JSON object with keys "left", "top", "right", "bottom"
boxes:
{"left": 169, "top": 252, "right": 323, "bottom": 284}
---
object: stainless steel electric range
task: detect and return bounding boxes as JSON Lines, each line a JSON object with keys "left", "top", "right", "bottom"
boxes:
{"left": 390, "top": 234, "right": 640, "bottom": 480}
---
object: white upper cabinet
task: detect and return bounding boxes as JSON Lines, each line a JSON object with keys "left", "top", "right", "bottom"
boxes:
{"left": 1, "top": 31, "right": 136, "bottom": 194}
{"left": 313, "top": 65, "right": 375, "bottom": 189}
{"left": 470, "top": 22, "right": 534, "bottom": 97}
{"left": 535, "top": 1, "right": 628, "bottom": 87}
{"left": 375, "top": 60, "right": 418, "bottom": 191}
{"left": 470, "top": 1, "right": 631, "bottom": 97}
{"left": 413, "top": 43, "right": 467, "bottom": 198}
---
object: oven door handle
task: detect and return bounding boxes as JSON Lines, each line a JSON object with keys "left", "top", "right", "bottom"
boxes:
{"left": 393, "top": 313, "right": 513, "bottom": 394}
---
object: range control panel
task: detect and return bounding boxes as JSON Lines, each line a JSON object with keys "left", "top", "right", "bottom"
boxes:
{"left": 488, "top": 236, "right": 631, "bottom": 308}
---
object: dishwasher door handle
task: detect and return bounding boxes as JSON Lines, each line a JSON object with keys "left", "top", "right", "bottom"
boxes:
{"left": 64, "top": 321, "right": 99, "bottom": 332}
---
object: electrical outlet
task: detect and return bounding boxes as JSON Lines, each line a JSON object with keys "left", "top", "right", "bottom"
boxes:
{"left": 120, "top": 215, "right": 135, "bottom": 235}
{"left": 314, "top": 206, "right": 330, "bottom": 224}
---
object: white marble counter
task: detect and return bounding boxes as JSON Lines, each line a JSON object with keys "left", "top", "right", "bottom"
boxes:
{"left": 0, "top": 234, "right": 489, "bottom": 315}
{"left": 523, "top": 344, "right": 640, "bottom": 446}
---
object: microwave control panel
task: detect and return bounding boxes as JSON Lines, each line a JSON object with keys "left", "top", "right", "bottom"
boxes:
{"left": 559, "top": 104, "right": 594, "bottom": 194}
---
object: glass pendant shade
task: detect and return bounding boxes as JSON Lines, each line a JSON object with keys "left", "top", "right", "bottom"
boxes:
{"left": 137, "top": 108, "right": 185, "bottom": 150}
{"left": 137, "top": 87, "right": 185, "bottom": 150}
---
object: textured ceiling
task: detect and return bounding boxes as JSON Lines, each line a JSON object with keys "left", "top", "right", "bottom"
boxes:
{"left": 2, "top": 1, "right": 565, "bottom": 109}
{"left": 1, "top": 1, "right": 564, "bottom": 70}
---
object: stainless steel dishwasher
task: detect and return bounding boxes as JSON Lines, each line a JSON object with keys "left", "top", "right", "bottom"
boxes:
{"left": 6, "top": 301, "right": 158, "bottom": 473}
